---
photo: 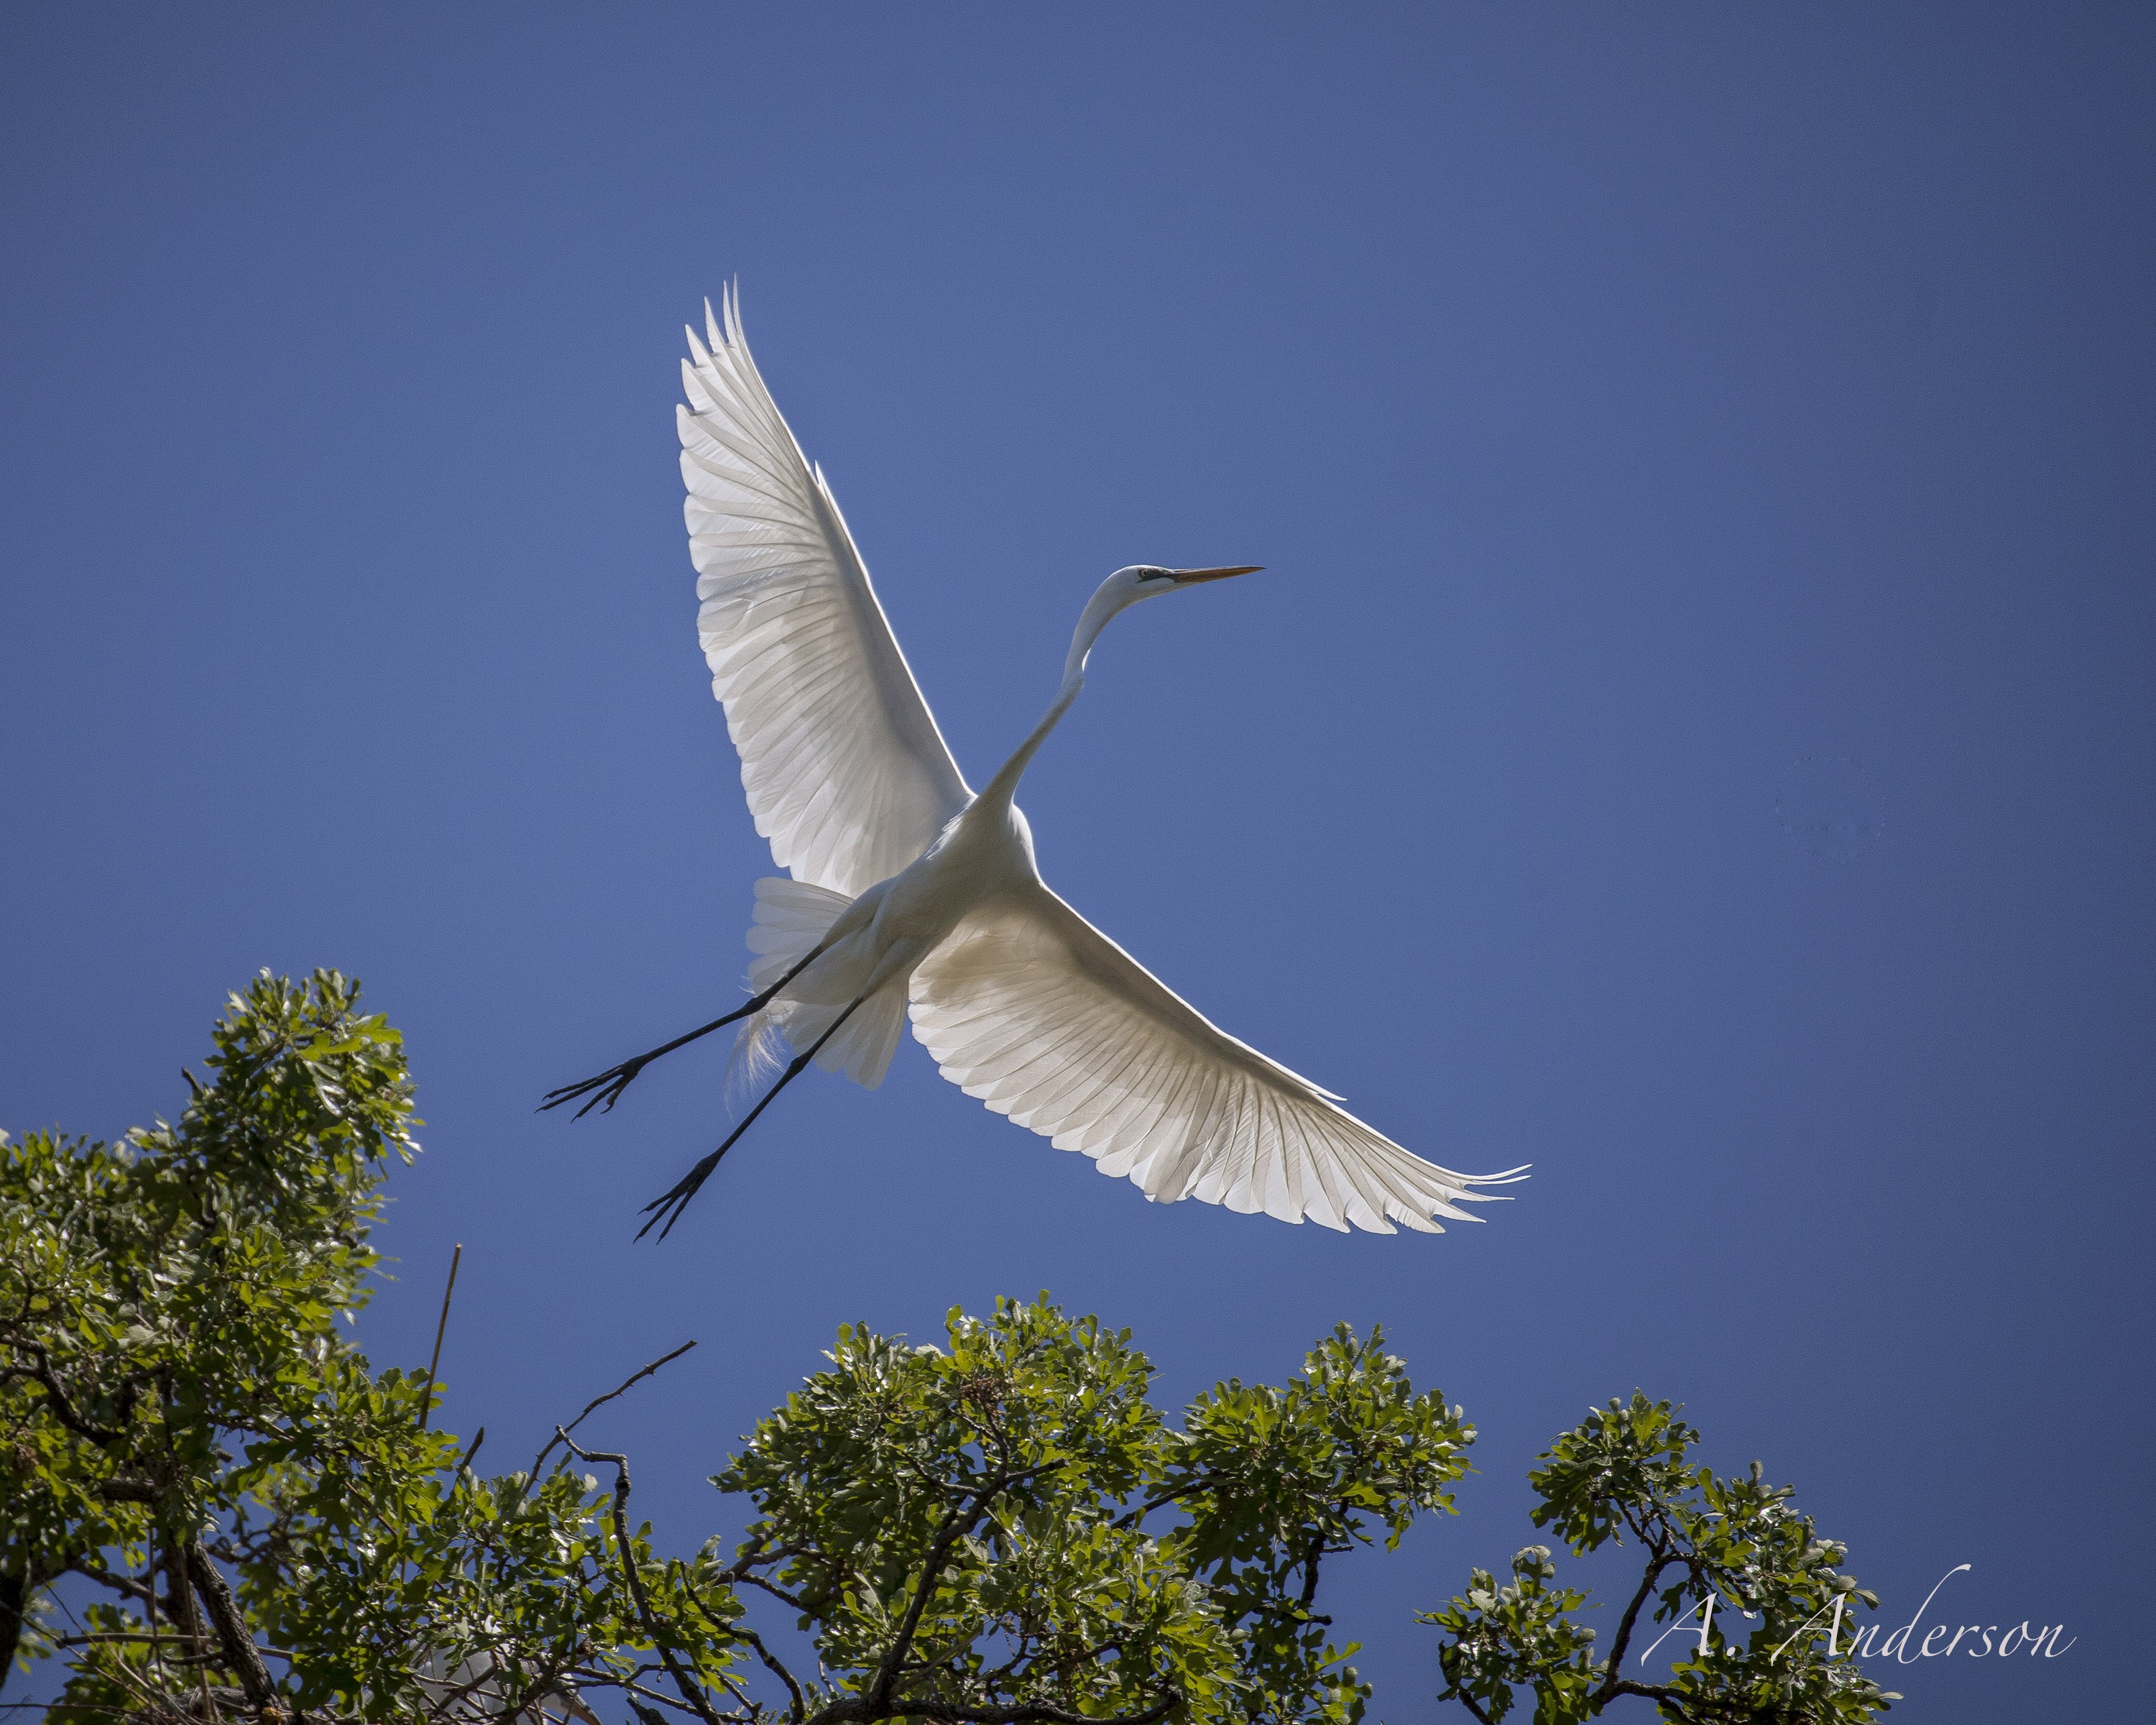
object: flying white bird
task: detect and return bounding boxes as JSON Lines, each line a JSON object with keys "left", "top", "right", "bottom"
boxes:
{"left": 546, "top": 289, "right": 1526, "bottom": 1238}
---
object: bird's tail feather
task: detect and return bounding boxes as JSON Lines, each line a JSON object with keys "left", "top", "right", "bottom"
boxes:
{"left": 744, "top": 876, "right": 853, "bottom": 990}
{"left": 729, "top": 876, "right": 911, "bottom": 1101}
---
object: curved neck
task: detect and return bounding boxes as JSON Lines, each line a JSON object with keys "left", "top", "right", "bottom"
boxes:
{"left": 980, "top": 583, "right": 1128, "bottom": 809}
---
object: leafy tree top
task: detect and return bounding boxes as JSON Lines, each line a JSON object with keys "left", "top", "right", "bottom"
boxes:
{"left": 3, "top": 972, "right": 1473, "bottom": 1725}
{"left": 1423, "top": 1395, "right": 1897, "bottom": 1725}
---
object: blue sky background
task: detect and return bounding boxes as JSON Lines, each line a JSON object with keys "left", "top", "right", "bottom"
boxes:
{"left": 4, "top": 5, "right": 2150, "bottom": 1718}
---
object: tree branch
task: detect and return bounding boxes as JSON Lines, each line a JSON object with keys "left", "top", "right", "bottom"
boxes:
{"left": 867, "top": 1461, "right": 1046, "bottom": 1716}
{"left": 734, "top": 1571, "right": 812, "bottom": 1616}
{"left": 613, "top": 1673, "right": 750, "bottom": 1721}
{"left": 165, "top": 1535, "right": 220, "bottom": 1722}
{"left": 559, "top": 1432, "right": 727, "bottom": 1725}
{"left": 1602, "top": 1678, "right": 1709, "bottom": 1724}
{"left": 0, "top": 1571, "right": 29, "bottom": 1702}
{"left": 1112, "top": 1489, "right": 1190, "bottom": 1532}
{"left": 1595, "top": 1552, "right": 1674, "bottom": 1702}
{"left": 681, "top": 1582, "right": 806, "bottom": 1724}
{"left": 65, "top": 1557, "right": 155, "bottom": 1607}
{"left": 183, "top": 1540, "right": 277, "bottom": 1708}
{"left": 1439, "top": 1688, "right": 1494, "bottom": 1725}
{"left": 489, "top": 1647, "right": 582, "bottom": 1725}
{"left": 417, "top": 1242, "right": 462, "bottom": 1432}
{"left": 0, "top": 1357, "right": 130, "bottom": 1447}
{"left": 47, "top": 1633, "right": 298, "bottom": 1662}
{"left": 1434, "top": 1642, "right": 1498, "bottom": 1725}
{"left": 528, "top": 1343, "right": 698, "bottom": 1485}
{"left": 1298, "top": 1533, "right": 1325, "bottom": 1609}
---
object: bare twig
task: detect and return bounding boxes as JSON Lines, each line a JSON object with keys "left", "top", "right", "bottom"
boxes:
{"left": 528, "top": 1342, "right": 698, "bottom": 1485}
{"left": 612, "top": 1675, "right": 740, "bottom": 1719}
{"left": 46, "top": 1635, "right": 297, "bottom": 1662}
{"left": 732, "top": 1572, "right": 811, "bottom": 1616}
{"left": 418, "top": 1243, "right": 462, "bottom": 1430}
{"left": 63, "top": 1559, "right": 154, "bottom": 1607}
{"left": 165, "top": 1533, "right": 218, "bottom": 1721}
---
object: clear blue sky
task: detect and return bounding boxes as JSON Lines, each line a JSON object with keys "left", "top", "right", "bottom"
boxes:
{"left": 4, "top": 5, "right": 2150, "bottom": 1718}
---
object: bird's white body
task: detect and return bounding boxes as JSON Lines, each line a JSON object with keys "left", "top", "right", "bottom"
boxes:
{"left": 655, "top": 290, "right": 1525, "bottom": 1235}
{"left": 749, "top": 785, "right": 1041, "bottom": 1074}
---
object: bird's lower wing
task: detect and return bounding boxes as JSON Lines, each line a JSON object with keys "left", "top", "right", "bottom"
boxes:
{"left": 907, "top": 881, "right": 1526, "bottom": 1234}
{"left": 682, "top": 289, "right": 972, "bottom": 898}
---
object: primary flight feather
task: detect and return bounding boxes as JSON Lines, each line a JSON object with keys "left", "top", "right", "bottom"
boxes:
{"left": 546, "top": 288, "right": 1526, "bottom": 1238}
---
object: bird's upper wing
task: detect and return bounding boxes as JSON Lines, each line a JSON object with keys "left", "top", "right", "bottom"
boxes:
{"left": 680, "top": 290, "right": 972, "bottom": 898}
{"left": 908, "top": 880, "right": 1527, "bottom": 1233}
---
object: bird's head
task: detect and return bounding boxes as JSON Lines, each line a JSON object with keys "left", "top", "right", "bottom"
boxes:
{"left": 1065, "top": 564, "right": 1263, "bottom": 684}
{"left": 1110, "top": 564, "right": 1264, "bottom": 601}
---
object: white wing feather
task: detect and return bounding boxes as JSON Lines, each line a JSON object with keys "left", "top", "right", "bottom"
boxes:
{"left": 680, "top": 290, "right": 972, "bottom": 898}
{"left": 908, "top": 883, "right": 1527, "bottom": 1234}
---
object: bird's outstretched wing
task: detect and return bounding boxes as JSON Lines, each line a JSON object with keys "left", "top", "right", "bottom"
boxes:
{"left": 680, "top": 289, "right": 972, "bottom": 898}
{"left": 908, "top": 882, "right": 1528, "bottom": 1234}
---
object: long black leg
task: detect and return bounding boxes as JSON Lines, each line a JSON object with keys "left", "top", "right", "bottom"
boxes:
{"left": 541, "top": 944, "right": 831, "bottom": 1118}
{"left": 637, "top": 993, "right": 869, "bottom": 1241}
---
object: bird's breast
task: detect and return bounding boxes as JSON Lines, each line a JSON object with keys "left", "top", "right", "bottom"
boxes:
{"left": 875, "top": 799, "right": 1036, "bottom": 944}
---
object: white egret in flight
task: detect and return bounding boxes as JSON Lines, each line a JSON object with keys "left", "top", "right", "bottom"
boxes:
{"left": 547, "top": 289, "right": 1526, "bottom": 1238}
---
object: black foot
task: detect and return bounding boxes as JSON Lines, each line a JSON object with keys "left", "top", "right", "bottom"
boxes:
{"left": 637, "top": 1152, "right": 722, "bottom": 1241}
{"left": 540, "top": 1057, "right": 650, "bottom": 1118}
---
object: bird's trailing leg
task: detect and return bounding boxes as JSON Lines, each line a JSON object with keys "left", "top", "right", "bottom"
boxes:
{"left": 540, "top": 944, "right": 830, "bottom": 1118}
{"left": 637, "top": 993, "right": 869, "bottom": 1241}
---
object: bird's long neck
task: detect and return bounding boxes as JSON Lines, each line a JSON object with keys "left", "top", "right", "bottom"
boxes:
{"left": 980, "top": 586, "right": 1124, "bottom": 810}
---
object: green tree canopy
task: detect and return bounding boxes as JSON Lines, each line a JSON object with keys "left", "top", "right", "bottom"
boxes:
{"left": 3, "top": 972, "right": 1474, "bottom": 1725}
{"left": 1422, "top": 1396, "right": 1897, "bottom": 1725}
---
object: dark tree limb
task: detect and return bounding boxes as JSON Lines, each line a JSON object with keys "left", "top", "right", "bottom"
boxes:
{"left": 183, "top": 1540, "right": 277, "bottom": 1709}
{"left": 165, "top": 1535, "right": 221, "bottom": 1722}
{"left": 1436, "top": 1670, "right": 1494, "bottom": 1725}
{"left": 1112, "top": 1485, "right": 1199, "bottom": 1531}
{"left": 559, "top": 1432, "right": 728, "bottom": 1725}
{"left": 681, "top": 1582, "right": 806, "bottom": 1724}
{"left": 865, "top": 1493, "right": 980, "bottom": 1714}
{"left": 0, "top": 1571, "right": 26, "bottom": 1700}
{"left": 46, "top": 1632, "right": 298, "bottom": 1662}
{"left": 1298, "top": 1534, "right": 1325, "bottom": 1609}
{"left": 417, "top": 1241, "right": 462, "bottom": 1431}
{"left": 1, "top": 1356, "right": 131, "bottom": 1446}
{"left": 1595, "top": 1550, "right": 1675, "bottom": 1703}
